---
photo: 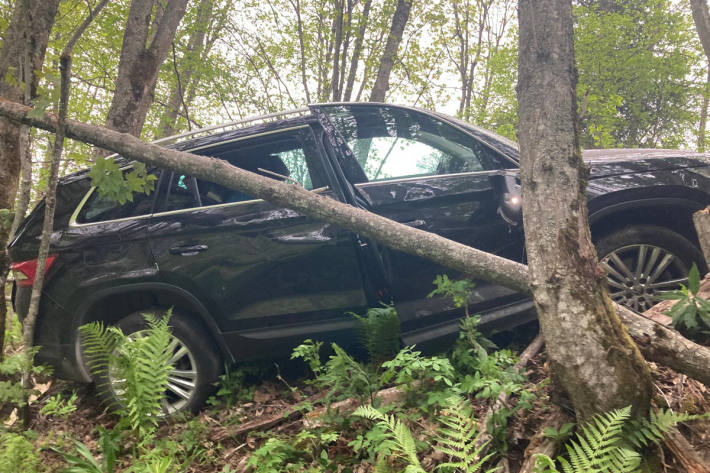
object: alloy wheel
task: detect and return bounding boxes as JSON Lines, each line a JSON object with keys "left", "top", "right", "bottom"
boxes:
{"left": 108, "top": 332, "right": 198, "bottom": 415}
{"left": 600, "top": 243, "right": 687, "bottom": 312}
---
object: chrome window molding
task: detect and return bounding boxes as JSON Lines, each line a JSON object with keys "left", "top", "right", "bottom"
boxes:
{"left": 69, "top": 186, "right": 330, "bottom": 228}
{"left": 354, "top": 169, "right": 513, "bottom": 188}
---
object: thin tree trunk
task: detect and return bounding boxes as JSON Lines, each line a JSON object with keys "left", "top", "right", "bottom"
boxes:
{"left": 290, "top": 0, "right": 311, "bottom": 103}
{"left": 343, "top": 0, "right": 372, "bottom": 102}
{"left": 699, "top": 69, "right": 710, "bottom": 152}
{"left": 20, "top": 0, "right": 110, "bottom": 427}
{"left": 4, "top": 98, "right": 710, "bottom": 392}
{"left": 330, "top": 0, "right": 344, "bottom": 101}
{"left": 158, "top": 0, "right": 213, "bottom": 138}
{"left": 0, "top": 0, "right": 60, "bottom": 362}
{"left": 369, "top": 0, "right": 412, "bottom": 102}
{"left": 517, "top": 0, "right": 652, "bottom": 420}
{"left": 103, "top": 0, "right": 188, "bottom": 138}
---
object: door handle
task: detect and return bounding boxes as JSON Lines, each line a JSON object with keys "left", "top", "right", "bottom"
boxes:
{"left": 169, "top": 244, "right": 208, "bottom": 255}
{"left": 403, "top": 219, "right": 426, "bottom": 228}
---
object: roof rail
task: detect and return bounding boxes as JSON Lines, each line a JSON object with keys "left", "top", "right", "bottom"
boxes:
{"left": 151, "top": 107, "right": 311, "bottom": 147}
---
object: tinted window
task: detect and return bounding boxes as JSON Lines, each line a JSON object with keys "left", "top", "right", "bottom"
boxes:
{"left": 322, "top": 105, "right": 498, "bottom": 182}
{"left": 155, "top": 128, "right": 327, "bottom": 211}
{"left": 76, "top": 172, "right": 158, "bottom": 224}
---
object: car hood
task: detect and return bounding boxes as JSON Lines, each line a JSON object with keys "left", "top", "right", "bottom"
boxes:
{"left": 583, "top": 148, "right": 710, "bottom": 179}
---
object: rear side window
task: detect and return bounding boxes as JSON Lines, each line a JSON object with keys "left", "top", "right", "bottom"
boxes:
{"left": 75, "top": 171, "right": 158, "bottom": 224}
{"left": 154, "top": 127, "right": 328, "bottom": 211}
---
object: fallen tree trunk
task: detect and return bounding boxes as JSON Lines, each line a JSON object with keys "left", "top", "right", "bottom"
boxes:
{"left": 616, "top": 304, "right": 710, "bottom": 387}
{"left": 0, "top": 97, "right": 709, "bottom": 389}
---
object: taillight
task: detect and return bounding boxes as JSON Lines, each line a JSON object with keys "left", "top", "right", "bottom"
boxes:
{"left": 10, "top": 256, "right": 57, "bottom": 287}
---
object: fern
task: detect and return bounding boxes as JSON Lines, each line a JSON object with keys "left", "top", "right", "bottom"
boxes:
{"left": 80, "top": 312, "right": 175, "bottom": 436}
{"left": 79, "top": 321, "right": 121, "bottom": 386}
{"left": 118, "top": 313, "right": 174, "bottom": 435}
{"left": 353, "top": 405, "right": 426, "bottom": 473}
{"left": 348, "top": 304, "right": 401, "bottom": 364}
{"left": 434, "top": 396, "right": 497, "bottom": 473}
{"left": 625, "top": 408, "right": 710, "bottom": 449}
{"left": 535, "top": 407, "right": 710, "bottom": 473}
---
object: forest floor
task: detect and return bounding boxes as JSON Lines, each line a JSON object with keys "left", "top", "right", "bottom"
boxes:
{"left": 5, "top": 318, "right": 710, "bottom": 473}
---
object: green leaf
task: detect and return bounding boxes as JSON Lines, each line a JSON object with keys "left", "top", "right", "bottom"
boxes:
{"left": 688, "top": 263, "right": 700, "bottom": 295}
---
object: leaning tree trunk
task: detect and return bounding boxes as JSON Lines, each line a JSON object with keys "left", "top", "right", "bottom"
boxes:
{"left": 517, "top": 0, "right": 652, "bottom": 419}
{"left": 104, "top": 0, "right": 189, "bottom": 138}
{"left": 3, "top": 97, "right": 710, "bottom": 393}
{"left": 368, "top": 0, "right": 412, "bottom": 102}
{"left": 0, "top": 0, "right": 60, "bottom": 359}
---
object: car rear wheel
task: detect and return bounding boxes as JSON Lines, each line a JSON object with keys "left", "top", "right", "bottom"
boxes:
{"left": 95, "top": 309, "right": 222, "bottom": 415}
{"left": 595, "top": 225, "right": 705, "bottom": 312}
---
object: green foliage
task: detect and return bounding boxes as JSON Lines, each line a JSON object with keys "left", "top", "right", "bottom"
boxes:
{"left": 428, "top": 275, "right": 476, "bottom": 318}
{"left": 543, "top": 423, "right": 576, "bottom": 443}
{"left": 353, "top": 405, "right": 426, "bottom": 473}
{"left": 319, "top": 343, "right": 378, "bottom": 405}
{"left": 574, "top": 1, "right": 701, "bottom": 148}
{"left": 40, "top": 391, "right": 78, "bottom": 419}
{"left": 291, "top": 339, "right": 324, "bottom": 376}
{"left": 349, "top": 304, "right": 401, "bottom": 364}
{"left": 380, "top": 347, "right": 455, "bottom": 389}
{"left": 534, "top": 406, "right": 710, "bottom": 473}
{"left": 0, "top": 432, "right": 41, "bottom": 473}
{"left": 0, "top": 348, "right": 51, "bottom": 409}
{"left": 79, "top": 312, "right": 175, "bottom": 437}
{"left": 657, "top": 263, "right": 710, "bottom": 332}
{"left": 434, "top": 396, "right": 497, "bottom": 473}
{"left": 206, "top": 364, "right": 258, "bottom": 408}
{"left": 88, "top": 159, "right": 156, "bottom": 205}
{"left": 452, "top": 316, "right": 498, "bottom": 367}
{"left": 246, "top": 429, "right": 339, "bottom": 473}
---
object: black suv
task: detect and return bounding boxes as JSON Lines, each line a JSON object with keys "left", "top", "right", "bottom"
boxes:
{"left": 10, "top": 103, "right": 710, "bottom": 412}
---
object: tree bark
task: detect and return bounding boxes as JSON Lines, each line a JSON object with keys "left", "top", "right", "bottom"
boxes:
{"left": 517, "top": 0, "right": 652, "bottom": 420}
{"left": 104, "top": 0, "right": 189, "bottom": 138}
{"left": 517, "top": 405, "right": 573, "bottom": 473}
{"left": 368, "top": 0, "right": 412, "bottom": 102}
{"left": 0, "top": 0, "right": 60, "bottom": 362}
{"left": 343, "top": 0, "right": 372, "bottom": 102}
{"left": 157, "top": 0, "right": 214, "bottom": 138}
{"left": 693, "top": 206, "right": 710, "bottom": 266}
{"left": 3, "top": 98, "right": 710, "bottom": 392}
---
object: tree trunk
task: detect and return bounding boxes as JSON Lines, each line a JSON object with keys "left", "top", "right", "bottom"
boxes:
{"left": 157, "top": 0, "right": 214, "bottom": 138}
{"left": 517, "top": 0, "right": 652, "bottom": 420}
{"left": 0, "top": 0, "right": 60, "bottom": 361}
{"left": 691, "top": 0, "right": 710, "bottom": 152}
{"left": 104, "top": 0, "right": 189, "bottom": 138}
{"left": 368, "top": 0, "right": 412, "bottom": 102}
{"left": 693, "top": 206, "right": 710, "bottom": 265}
{"left": 343, "top": 0, "right": 372, "bottom": 102}
{"left": 4, "top": 98, "right": 710, "bottom": 393}
{"left": 20, "top": 0, "right": 110, "bottom": 426}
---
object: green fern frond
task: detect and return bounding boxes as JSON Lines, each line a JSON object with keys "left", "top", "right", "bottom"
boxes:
{"left": 434, "top": 396, "right": 496, "bottom": 473}
{"left": 79, "top": 321, "right": 121, "bottom": 380}
{"left": 353, "top": 405, "right": 425, "bottom": 473}
{"left": 625, "top": 408, "right": 710, "bottom": 449}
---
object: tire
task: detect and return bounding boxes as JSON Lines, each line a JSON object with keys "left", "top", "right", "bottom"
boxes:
{"left": 92, "top": 309, "right": 222, "bottom": 415}
{"left": 595, "top": 224, "right": 705, "bottom": 312}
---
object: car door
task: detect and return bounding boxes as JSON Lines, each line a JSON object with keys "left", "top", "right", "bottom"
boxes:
{"left": 145, "top": 125, "right": 370, "bottom": 359}
{"left": 317, "top": 104, "right": 529, "bottom": 339}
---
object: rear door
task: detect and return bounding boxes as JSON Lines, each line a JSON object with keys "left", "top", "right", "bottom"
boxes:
{"left": 317, "top": 104, "right": 527, "bottom": 337}
{"left": 145, "top": 124, "right": 369, "bottom": 359}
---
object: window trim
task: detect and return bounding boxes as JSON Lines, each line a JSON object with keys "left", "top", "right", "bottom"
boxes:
{"left": 69, "top": 125, "right": 323, "bottom": 228}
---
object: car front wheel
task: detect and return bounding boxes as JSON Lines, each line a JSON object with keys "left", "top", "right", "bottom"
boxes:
{"left": 595, "top": 224, "right": 705, "bottom": 312}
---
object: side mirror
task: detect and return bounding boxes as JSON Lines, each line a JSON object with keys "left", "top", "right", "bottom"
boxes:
{"left": 491, "top": 171, "right": 522, "bottom": 225}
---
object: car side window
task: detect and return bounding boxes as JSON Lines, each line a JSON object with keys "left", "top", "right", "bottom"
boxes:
{"left": 154, "top": 128, "right": 327, "bottom": 211}
{"left": 322, "top": 105, "right": 495, "bottom": 182}
{"left": 75, "top": 170, "right": 158, "bottom": 224}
